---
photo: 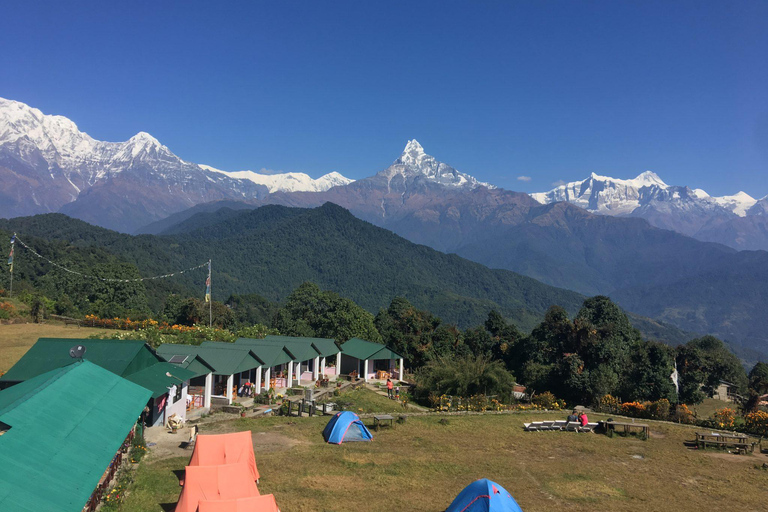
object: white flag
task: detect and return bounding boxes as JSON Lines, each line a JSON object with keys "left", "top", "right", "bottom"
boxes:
{"left": 670, "top": 360, "right": 679, "bottom": 395}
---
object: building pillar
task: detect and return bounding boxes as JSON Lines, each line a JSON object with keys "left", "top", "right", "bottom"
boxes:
{"left": 363, "top": 359, "right": 369, "bottom": 382}
{"left": 336, "top": 352, "right": 341, "bottom": 375}
{"left": 226, "top": 374, "right": 234, "bottom": 405}
{"left": 264, "top": 367, "right": 271, "bottom": 390}
{"left": 321, "top": 356, "right": 326, "bottom": 376}
{"left": 296, "top": 362, "right": 302, "bottom": 386}
{"left": 313, "top": 356, "right": 320, "bottom": 381}
{"left": 204, "top": 373, "right": 212, "bottom": 409}
{"left": 256, "top": 366, "right": 262, "bottom": 392}
{"left": 287, "top": 362, "right": 293, "bottom": 389}
{"left": 399, "top": 358, "right": 404, "bottom": 382}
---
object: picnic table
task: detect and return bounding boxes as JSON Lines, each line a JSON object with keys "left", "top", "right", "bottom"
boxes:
{"left": 600, "top": 420, "right": 649, "bottom": 439}
{"left": 695, "top": 432, "right": 755, "bottom": 453}
{"left": 373, "top": 414, "right": 394, "bottom": 430}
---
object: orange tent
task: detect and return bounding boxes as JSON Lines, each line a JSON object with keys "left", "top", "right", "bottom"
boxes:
{"left": 176, "top": 463, "right": 260, "bottom": 512}
{"left": 188, "top": 431, "right": 260, "bottom": 482}
{"left": 198, "top": 495, "right": 280, "bottom": 512}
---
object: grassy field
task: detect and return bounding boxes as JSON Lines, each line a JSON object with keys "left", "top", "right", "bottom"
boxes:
{"left": 0, "top": 322, "right": 113, "bottom": 374}
{"left": 120, "top": 391, "right": 768, "bottom": 512}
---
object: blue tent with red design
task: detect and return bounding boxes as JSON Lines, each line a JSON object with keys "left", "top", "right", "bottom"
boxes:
{"left": 445, "top": 479, "right": 523, "bottom": 512}
{"left": 323, "top": 411, "right": 372, "bottom": 444}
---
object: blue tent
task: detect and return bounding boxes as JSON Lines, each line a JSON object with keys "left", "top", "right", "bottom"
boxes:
{"left": 323, "top": 411, "right": 373, "bottom": 444}
{"left": 445, "top": 479, "right": 523, "bottom": 512}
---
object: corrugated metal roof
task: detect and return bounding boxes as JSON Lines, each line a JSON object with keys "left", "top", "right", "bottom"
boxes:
{"left": 124, "top": 362, "right": 197, "bottom": 398}
{"left": 238, "top": 337, "right": 319, "bottom": 362}
{"left": 234, "top": 340, "right": 294, "bottom": 368}
{"left": 0, "top": 338, "right": 162, "bottom": 383}
{"left": 340, "top": 338, "right": 403, "bottom": 361}
{"left": 0, "top": 361, "right": 151, "bottom": 511}
{"left": 263, "top": 335, "right": 340, "bottom": 357}
{"left": 156, "top": 344, "right": 262, "bottom": 376}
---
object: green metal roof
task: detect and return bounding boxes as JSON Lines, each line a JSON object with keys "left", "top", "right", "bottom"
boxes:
{"left": 341, "top": 338, "right": 403, "bottom": 361}
{"left": 156, "top": 343, "right": 262, "bottom": 376}
{"left": 0, "top": 338, "right": 162, "bottom": 383}
{"left": 0, "top": 360, "right": 151, "bottom": 511}
{"left": 156, "top": 352, "right": 215, "bottom": 379}
{"left": 234, "top": 339, "right": 294, "bottom": 368}
{"left": 123, "top": 362, "right": 197, "bottom": 398}
{"left": 263, "top": 335, "right": 340, "bottom": 357}
{"left": 237, "top": 337, "right": 319, "bottom": 362}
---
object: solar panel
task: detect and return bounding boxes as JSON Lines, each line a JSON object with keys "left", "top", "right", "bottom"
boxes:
{"left": 169, "top": 355, "right": 188, "bottom": 364}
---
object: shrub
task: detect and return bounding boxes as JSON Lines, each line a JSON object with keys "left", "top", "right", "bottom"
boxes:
{"left": 621, "top": 401, "right": 646, "bottom": 418}
{"left": 745, "top": 410, "right": 768, "bottom": 436}
{"left": 599, "top": 394, "right": 621, "bottom": 414}
{"left": 671, "top": 403, "right": 696, "bottom": 424}
{"left": 647, "top": 399, "right": 671, "bottom": 420}
{"left": 532, "top": 391, "right": 566, "bottom": 410}
{"left": 712, "top": 408, "right": 736, "bottom": 429}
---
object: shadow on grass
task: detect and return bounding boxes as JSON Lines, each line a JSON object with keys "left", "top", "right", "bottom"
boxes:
{"left": 160, "top": 503, "right": 176, "bottom": 512}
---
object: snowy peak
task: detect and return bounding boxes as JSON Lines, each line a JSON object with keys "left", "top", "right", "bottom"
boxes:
{"left": 383, "top": 139, "right": 492, "bottom": 190}
{"left": 710, "top": 191, "right": 757, "bottom": 217}
{"left": 532, "top": 171, "right": 759, "bottom": 219}
{"left": 201, "top": 165, "right": 353, "bottom": 193}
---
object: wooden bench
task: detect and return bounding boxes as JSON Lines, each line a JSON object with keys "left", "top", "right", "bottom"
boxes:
{"left": 600, "top": 421, "right": 649, "bottom": 438}
{"left": 695, "top": 432, "right": 755, "bottom": 453}
{"left": 373, "top": 414, "right": 394, "bottom": 431}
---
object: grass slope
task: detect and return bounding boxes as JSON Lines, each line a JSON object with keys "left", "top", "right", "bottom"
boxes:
{"left": 121, "top": 391, "right": 768, "bottom": 512}
{"left": 0, "top": 322, "right": 114, "bottom": 374}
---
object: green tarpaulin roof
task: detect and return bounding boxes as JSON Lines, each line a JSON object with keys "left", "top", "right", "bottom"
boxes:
{"left": 341, "top": 338, "right": 403, "bottom": 361}
{"left": 0, "top": 338, "right": 162, "bottom": 383}
{"left": 155, "top": 352, "right": 215, "bottom": 379}
{"left": 263, "top": 335, "right": 340, "bottom": 357}
{"left": 156, "top": 344, "right": 262, "bottom": 376}
{"left": 0, "top": 360, "right": 151, "bottom": 512}
{"left": 124, "top": 362, "right": 197, "bottom": 398}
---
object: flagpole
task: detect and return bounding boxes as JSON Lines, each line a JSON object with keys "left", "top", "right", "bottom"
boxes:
{"left": 8, "top": 233, "right": 15, "bottom": 299}
{"left": 208, "top": 259, "right": 212, "bottom": 328}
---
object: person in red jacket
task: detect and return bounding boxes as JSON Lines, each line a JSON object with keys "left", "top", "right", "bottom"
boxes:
{"left": 579, "top": 412, "right": 589, "bottom": 427}
{"left": 386, "top": 378, "right": 394, "bottom": 398}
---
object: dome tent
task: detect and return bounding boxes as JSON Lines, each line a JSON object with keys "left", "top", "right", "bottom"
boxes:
{"left": 323, "top": 411, "right": 373, "bottom": 444}
{"left": 445, "top": 479, "right": 523, "bottom": 512}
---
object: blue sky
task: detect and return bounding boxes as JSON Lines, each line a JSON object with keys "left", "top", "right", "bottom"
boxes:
{"left": 2, "top": 1, "right": 767, "bottom": 197}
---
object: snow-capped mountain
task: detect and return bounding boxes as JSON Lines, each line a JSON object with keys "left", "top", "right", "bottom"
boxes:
{"left": 200, "top": 165, "right": 353, "bottom": 193}
{"left": 0, "top": 97, "right": 353, "bottom": 232}
{"left": 379, "top": 139, "right": 493, "bottom": 190}
{"left": 532, "top": 171, "right": 768, "bottom": 250}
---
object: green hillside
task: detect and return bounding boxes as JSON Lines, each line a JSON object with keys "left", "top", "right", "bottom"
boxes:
{"left": 0, "top": 204, "right": 695, "bottom": 343}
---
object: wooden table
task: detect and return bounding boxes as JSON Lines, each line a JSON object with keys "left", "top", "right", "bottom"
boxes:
{"left": 695, "top": 432, "right": 754, "bottom": 453}
{"left": 373, "top": 414, "right": 394, "bottom": 430}
{"left": 600, "top": 421, "right": 649, "bottom": 438}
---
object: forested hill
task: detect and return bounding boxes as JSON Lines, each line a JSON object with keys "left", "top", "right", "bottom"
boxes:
{"left": 1, "top": 204, "right": 693, "bottom": 343}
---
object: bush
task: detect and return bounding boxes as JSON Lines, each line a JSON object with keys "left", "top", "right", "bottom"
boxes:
{"left": 647, "top": 399, "right": 671, "bottom": 420}
{"left": 745, "top": 410, "right": 768, "bottom": 436}
{"left": 532, "top": 391, "right": 566, "bottom": 410}
{"left": 599, "top": 394, "right": 621, "bottom": 414}
{"left": 712, "top": 408, "right": 736, "bottom": 429}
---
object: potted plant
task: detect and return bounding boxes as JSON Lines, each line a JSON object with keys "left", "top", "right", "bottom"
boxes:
{"left": 240, "top": 406, "right": 247, "bottom": 418}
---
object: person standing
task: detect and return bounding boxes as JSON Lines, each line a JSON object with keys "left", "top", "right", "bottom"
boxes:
{"left": 386, "top": 378, "right": 393, "bottom": 399}
{"left": 394, "top": 384, "right": 400, "bottom": 401}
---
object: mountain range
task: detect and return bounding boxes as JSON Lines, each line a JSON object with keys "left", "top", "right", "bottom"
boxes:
{"left": 0, "top": 97, "right": 350, "bottom": 232}
{"left": 532, "top": 172, "right": 768, "bottom": 251}
{"left": 2, "top": 97, "right": 768, "bottom": 360}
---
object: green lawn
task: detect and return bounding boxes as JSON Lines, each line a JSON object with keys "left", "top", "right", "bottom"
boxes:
{"left": 119, "top": 390, "right": 768, "bottom": 512}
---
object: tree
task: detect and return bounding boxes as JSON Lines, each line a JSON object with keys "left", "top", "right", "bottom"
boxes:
{"left": 748, "top": 362, "right": 768, "bottom": 395}
{"left": 676, "top": 336, "right": 748, "bottom": 404}
{"left": 274, "top": 282, "right": 381, "bottom": 342}
{"left": 415, "top": 354, "right": 515, "bottom": 398}
{"left": 375, "top": 297, "right": 460, "bottom": 368}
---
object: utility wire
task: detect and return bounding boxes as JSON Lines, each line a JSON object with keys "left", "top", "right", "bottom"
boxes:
{"left": 13, "top": 235, "right": 208, "bottom": 283}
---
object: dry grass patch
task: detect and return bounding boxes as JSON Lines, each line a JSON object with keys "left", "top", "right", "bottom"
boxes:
{"left": 120, "top": 392, "right": 768, "bottom": 512}
{"left": 0, "top": 322, "right": 112, "bottom": 373}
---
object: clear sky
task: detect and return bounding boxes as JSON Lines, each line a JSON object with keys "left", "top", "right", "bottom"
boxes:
{"left": 2, "top": 1, "right": 767, "bottom": 197}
